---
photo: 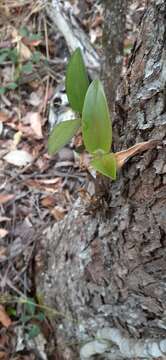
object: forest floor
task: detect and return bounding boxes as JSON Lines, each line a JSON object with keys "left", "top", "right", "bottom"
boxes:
{"left": 0, "top": 0, "right": 144, "bottom": 359}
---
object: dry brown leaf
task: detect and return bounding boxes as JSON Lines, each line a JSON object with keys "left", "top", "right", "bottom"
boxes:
{"left": 0, "top": 306, "right": 12, "bottom": 328}
{"left": 0, "top": 334, "right": 9, "bottom": 348}
{"left": 115, "top": 140, "right": 161, "bottom": 168}
{"left": 91, "top": 15, "right": 103, "bottom": 28}
{"left": 0, "top": 229, "right": 8, "bottom": 238}
{"left": 18, "top": 124, "right": 35, "bottom": 138}
{"left": 0, "top": 246, "right": 7, "bottom": 257}
{"left": 22, "top": 36, "right": 42, "bottom": 47}
{"left": 11, "top": 29, "right": 32, "bottom": 61}
{"left": 0, "top": 112, "right": 9, "bottom": 122}
{"left": 51, "top": 206, "right": 67, "bottom": 221}
{"left": 42, "top": 187, "right": 59, "bottom": 193}
{"left": 41, "top": 196, "right": 56, "bottom": 208}
{"left": 39, "top": 178, "right": 60, "bottom": 185}
{"left": 19, "top": 42, "right": 32, "bottom": 61}
{"left": 29, "top": 112, "right": 43, "bottom": 139}
{"left": 0, "top": 351, "right": 7, "bottom": 359}
{"left": 79, "top": 153, "right": 91, "bottom": 170}
{"left": 0, "top": 194, "right": 14, "bottom": 204}
{"left": 24, "top": 178, "right": 61, "bottom": 192}
{"left": 73, "top": 132, "right": 83, "bottom": 148}
{"left": 28, "top": 92, "right": 42, "bottom": 106}
{"left": 35, "top": 157, "right": 47, "bottom": 171}
{"left": 4, "top": 150, "right": 33, "bottom": 167}
{"left": 21, "top": 112, "right": 43, "bottom": 139}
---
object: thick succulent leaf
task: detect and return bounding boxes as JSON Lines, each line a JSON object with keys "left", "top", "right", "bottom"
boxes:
{"left": 48, "top": 119, "right": 81, "bottom": 155}
{"left": 91, "top": 153, "right": 116, "bottom": 179}
{"left": 65, "top": 48, "right": 89, "bottom": 113}
{"left": 82, "top": 79, "right": 112, "bottom": 154}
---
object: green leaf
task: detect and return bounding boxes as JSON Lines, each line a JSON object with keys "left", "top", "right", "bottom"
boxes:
{"left": 0, "top": 52, "right": 9, "bottom": 64}
{"left": 22, "top": 61, "right": 33, "bottom": 74}
{"left": 21, "top": 314, "right": 32, "bottom": 323}
{"left": 0, "top": 87, "right": 6, "bottom": 94}
{"left": 28, "top": 33, "right": 41, "bottom": 41}
{"left": 9, "top": 48, "right": 19, "bottom": 64}
{"left": 7, "top": 307, "right": 17, "bottom": 317}
{"left": 24, "top": 298, "right": 36, "bottom": 316}
{"left": 82, "top": 79, "right": 112, "bottom": 154}
{"left": 31, "top": 51, "right": 41, "bottom": 63}
{"left": 35, "top": 312, "right": 45, "bottom": 321}
{"left": 28, "top": 324, "right": 41, "bottom": 339}
{"left": 65, "top": 48, "right": 89, "bottom": 113}
{"left": 6, "top": 82, "right": 18, "bottom": 90}
{"left": 19, "top": 26, "right": 29, "bottom": 37}
{"left": 48, "top": 119, "right": 81, "bottom": 155}
{"left": 0, "top": 48, "right": 10, "bottom": 54}
{"left": 91, "top": 153, "right": 116, "bottom": 179}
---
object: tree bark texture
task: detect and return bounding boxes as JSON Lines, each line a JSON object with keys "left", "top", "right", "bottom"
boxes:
{"left": 102, "top": 0, "right": 127, "bottom": 110}
{"left": 37, "top": 1, "right": 166, "bottom": 359}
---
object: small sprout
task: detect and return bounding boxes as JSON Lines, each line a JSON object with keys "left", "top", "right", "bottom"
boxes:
{"left": 5, "top": 82, "right": 18, "bottom": 90}
{"left": 21, "top": 297, "right": 45, "bottom": 339}
{"left": 24, "top": 297, "right": 36, "bottom": 316}
{"left": 48, "top": 47, "right": 117, "bottom": 180}
{"left": 82, "top": 79, "right": 112, "bottom": 154}
{"left": 0, "top": 87, "right": 6, "bottom": 94}
{"left": 0, "top": 50, "right": 9, "bottom": 64}
{"left": 22, "top": 61, "right": 33, "bottom": 74}
{"left": 91, "top": 153, "right": 116, "bottom": 180}
{"left": 48, "top": 119, "right": 81, "bottom": 155}
{"left": 27, "top": 324, "right": 41, "bottom": 339}
{"left": 0, "top": 30, "right": 42, "bottom": 94}
{"left": 65, "top": 48, "right": 89, "bottom": 113}
{"left": 19, "top": 26, "right": 30, "bottom": 37}
{"left": 31, "top": 51, "right": 41, "bottom": 63}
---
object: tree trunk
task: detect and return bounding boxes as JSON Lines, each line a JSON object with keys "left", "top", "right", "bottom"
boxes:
{"left": 37, "top": 1, "right": 166, "bottom": 359}
{"left": 102, "top": 0, "right": 127, "bottom": 110}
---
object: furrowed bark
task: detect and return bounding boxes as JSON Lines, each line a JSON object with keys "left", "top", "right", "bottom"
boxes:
{"left": 102, "top": 0, "right": 127, "bottom": 110}
{"left": 38, "top": 1, "right": 166, "bottom": 359}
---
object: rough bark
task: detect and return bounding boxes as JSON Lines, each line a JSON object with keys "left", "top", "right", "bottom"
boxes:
{"left": 102, "top": 0, "right": 127, "bottom": 110}
{"left": 37, "top": 1, "right": 166, "bottom": 359}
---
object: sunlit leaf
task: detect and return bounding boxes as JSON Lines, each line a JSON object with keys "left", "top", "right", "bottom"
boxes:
{"left": 48, "top": 119, "right": 81, "bottom": 155}
{"left": 7, "top": 307, "right": 16, "bottom": 317}
{"left": 82, "top": 79, "right": 112, "bottom": 154}
{"left": 91, "top": 153, "right": 116, "bottom": 179}
{"left": 65, "top": 48, "right": 89, "bottom": 113}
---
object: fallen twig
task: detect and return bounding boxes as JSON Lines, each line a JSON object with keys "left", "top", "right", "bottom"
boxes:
{"left": 46, "top": 0, "right": 100, "bottom": 78}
